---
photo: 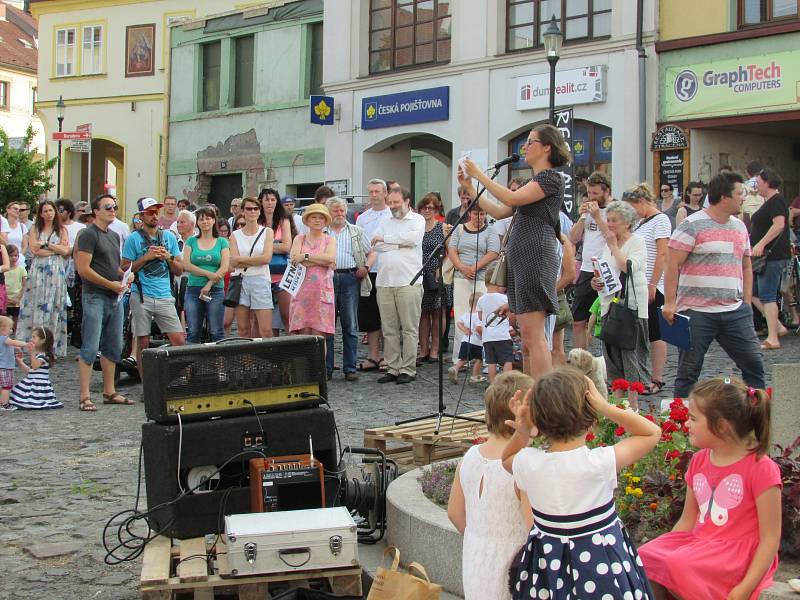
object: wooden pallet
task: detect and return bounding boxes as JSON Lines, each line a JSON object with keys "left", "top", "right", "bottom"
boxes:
{"left": 363, "top": 410, "right": 488, "bottom": 466}
{"left": 140, "top": 536, "right": 362, "bottom": 599}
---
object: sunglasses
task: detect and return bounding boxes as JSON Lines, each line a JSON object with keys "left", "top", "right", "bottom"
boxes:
{"left": 143, "top": 209, "right": 159, "bottom": 216}
{"left": 101, "top": 204, "right": 118, "bottom": 211}
{"left": 244, "top": 206, "right": 261, "bottom": 212}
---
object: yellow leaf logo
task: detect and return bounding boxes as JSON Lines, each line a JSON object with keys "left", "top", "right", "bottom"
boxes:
{"left": 366, "top": 104, "right": 376, "bottom": 119}
{"left": 602, "top": 136, "right": 612, "bottom": 152}
{"left": 314, "top": 99, "right": 331, "bottom": 120}
{"left": 574, "top": 140, "right": 584, "bottom": 155}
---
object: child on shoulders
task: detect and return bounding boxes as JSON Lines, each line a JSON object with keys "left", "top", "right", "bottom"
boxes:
{"left": 502, "top": 367, "right": 662, "bottom": 599}
{"left": 448, "top": 371, "right": 535, "bottom": 600}
{"left": 638, "top": 376, "right": 781, "bottom": 600}
{"left": 449, "top": 292, "right": 485, "bottom": 385}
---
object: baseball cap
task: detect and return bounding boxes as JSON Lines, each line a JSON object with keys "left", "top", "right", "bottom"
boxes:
{"left": 138, "top": 197, "right": 163, "bottom": 212}
{"left": 281, "top": 195, "right": 296, "bottom": 204}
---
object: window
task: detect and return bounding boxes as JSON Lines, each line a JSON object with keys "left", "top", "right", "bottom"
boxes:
{"left": 31, "top": 86, "right": 37, "bottom": 114}
{"left": 507, "top": 0, "right": 611, "bottom": 52}
{"left": 234, "top": 35, "right": 254, "bottom": 108}
{"left": 202, "top": 41, "right": 221, "bottom": 112}
{"left": 0, "top": 81, "right": 8, "bottom": 110}
{"left": 369, "top": 0, "right": 451, "bottom": 74}
{"left": 740, "top": 0, "right": 799, "bottom": 25}
{"left": 56, "top": 27, "right": 76, "bottom": 76}
{"left": 308, "top": 22, "right": 323, "bottom": 96}
{"left": 82, "top": 25, "right": 103, "bottom": 74}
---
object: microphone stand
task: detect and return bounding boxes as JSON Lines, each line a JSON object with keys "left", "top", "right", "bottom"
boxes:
{"left": 398, "top": 165, "right": 504, "bottom": 434}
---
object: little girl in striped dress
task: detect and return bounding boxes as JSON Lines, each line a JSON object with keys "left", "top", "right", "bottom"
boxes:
{"left": 9, "top": 326, "right": 62, "bottom": 410}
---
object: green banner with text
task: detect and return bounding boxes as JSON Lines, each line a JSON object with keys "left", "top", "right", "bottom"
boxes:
{"left": 663, "top": 49, "right": 800, "bottom": 121}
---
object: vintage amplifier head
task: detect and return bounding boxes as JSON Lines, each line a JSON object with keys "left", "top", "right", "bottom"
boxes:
{"left": 143, "top": 336, "right": 327, "bottom": 423}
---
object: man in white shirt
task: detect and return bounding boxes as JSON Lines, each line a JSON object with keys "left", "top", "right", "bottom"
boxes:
{"left": 355, "top": 178, "right": 392, "bottom": 371}
{"left": 372, "top": 187, "right": 425, "bottom": 384}
{"left": 227, "top": 197, "right": 242, "bottom": 230}
{"left": 568, "top": 171, "right": 611, "bottom": 350}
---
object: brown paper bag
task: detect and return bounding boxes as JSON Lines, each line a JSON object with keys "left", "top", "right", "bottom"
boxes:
{"left": 367, "top": 547, "right": 441, "bottom": 600}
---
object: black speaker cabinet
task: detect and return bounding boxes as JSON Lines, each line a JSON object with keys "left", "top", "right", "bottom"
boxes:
{"left": 142, "top": 336, "right": 328, "bottom": 423}
{"left": 142, "top": 407, "right": 337, "bottom": 539}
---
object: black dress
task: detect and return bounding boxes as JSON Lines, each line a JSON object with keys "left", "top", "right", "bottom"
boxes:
{"left": 506, "top": 169, "right": 564, "bottom": 315}
{"left": 421, "top": 222, "right": 445, "bottom": 312}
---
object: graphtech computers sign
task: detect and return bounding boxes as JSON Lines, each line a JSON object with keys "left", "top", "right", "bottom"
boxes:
{"left": 662, "top": 50, "right": 800, "bottom": 121}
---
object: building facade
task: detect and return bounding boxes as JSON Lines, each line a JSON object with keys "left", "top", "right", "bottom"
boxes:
{"left": 0, "top": 1, "right": 43, "bottom": 154}
{"left": 166, "top": 0, "right": 324, "bottom": 214}
{"left": 656, "top": 0, "right": 800, "bottom": 199}
{"left": 30, "top": 0, "right": 253, "bottom": 218}
{"left": 322, "top": 0, "right": 658, "bottom": 210}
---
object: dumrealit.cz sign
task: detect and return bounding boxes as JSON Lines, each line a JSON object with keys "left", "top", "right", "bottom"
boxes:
{"left": 361, "top": 86, "right": 449, "bottom": 130}
{"left": 663, "top": 50, "right": 800, "bottom": 121}
{"left": 516, "top": 66, "right": 606, "bottom": 111}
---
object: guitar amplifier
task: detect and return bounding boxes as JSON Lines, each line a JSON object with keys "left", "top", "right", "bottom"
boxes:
{"left": 249, "top": 455, "right": 326, "bottom": 513}
{"left": 142, "top": 336, "right": 327, "bottom": 423}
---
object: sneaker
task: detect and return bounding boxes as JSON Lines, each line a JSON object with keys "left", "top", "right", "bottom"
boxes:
{"left": 344, "top": 372, "right": 359, "bottom": 382}
{"left": 0, "top": 403, "right": 18, "bottom": 411}
{"left": 469, "top": 375, "right": 487, "bottom": 384}
{"left": 448, "top": 367, "right": 458, "bottom": 384}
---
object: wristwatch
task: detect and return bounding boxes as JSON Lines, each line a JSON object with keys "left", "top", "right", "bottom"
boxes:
{"left": 304, "top": 253, "right": 309, "bottom": 261}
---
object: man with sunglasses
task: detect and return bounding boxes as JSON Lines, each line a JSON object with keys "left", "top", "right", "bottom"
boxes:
{"left": 121, "top": 197, "right": 186, "bottom": 378}
{"left": 75, "top": 193, "right": 130, "bottom": 410}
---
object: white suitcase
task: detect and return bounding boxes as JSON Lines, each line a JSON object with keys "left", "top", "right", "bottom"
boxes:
{"left": 224, "top": 507, "right": 359, "bottom": 576}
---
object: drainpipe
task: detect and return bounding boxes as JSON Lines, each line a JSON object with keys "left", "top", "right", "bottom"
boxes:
{"left": 160, "top": 27, "right": 173, "bottom": 201}
{"left": 636, "top": 0, "right": 646, "bottom": 182}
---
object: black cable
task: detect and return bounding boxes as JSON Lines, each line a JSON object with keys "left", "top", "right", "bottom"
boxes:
{"left": 299, "top": 392, "right": 343, "bottom": 463}
{"left": 242, "top": 399, "right": 266, "bottom": 445}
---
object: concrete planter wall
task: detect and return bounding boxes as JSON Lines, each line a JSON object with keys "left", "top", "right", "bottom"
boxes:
{"left": 386, "top": 466, "right": 464, "bottom": 597}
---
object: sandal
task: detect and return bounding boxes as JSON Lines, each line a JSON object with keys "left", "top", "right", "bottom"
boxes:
{"left": 358, "top": 358, "right": 382, "bottom": 372}
{"left": 760, "top": 341, "right": 781, "bottom": 350}
{"left": 79, "top": 397, "right": 97, "bottom": 412}
{"left": 102, "top": 392, "right": 134, "bottom": 405}
{"left": 642, "top": 380, "right": 665, "bottom": 396}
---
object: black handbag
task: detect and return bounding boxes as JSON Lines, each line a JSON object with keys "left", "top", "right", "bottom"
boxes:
{"left": 422, "top": 269, "right": 438, "bottom": 291}
{"left": 599, "top": 260, "right": 638, "bottom": 351}
{"left": 223, "top": 227, "right": 265, "bottom": 308}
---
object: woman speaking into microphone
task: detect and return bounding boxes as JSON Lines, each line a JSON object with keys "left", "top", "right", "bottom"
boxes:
{"left": 458, "top": 124, "right": 571, "bottom": 378}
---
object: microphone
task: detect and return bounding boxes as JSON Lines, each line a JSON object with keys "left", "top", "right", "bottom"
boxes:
{"left": 491, "top": 154, "right": 520, "bottom": 170}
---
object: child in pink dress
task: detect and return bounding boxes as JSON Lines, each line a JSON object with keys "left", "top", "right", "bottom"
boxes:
{"left": 639, "top": 376, "right": 781, "bottom": 600}
{"left": 288, "top": 204, "right": 336, "bottom": 336}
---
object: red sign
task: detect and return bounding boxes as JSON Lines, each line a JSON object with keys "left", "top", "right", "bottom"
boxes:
{"left": 52, "top": 131, "right": 91, "bottom": 141}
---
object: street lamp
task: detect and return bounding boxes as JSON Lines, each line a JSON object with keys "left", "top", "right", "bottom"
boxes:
{"left": 543, "top": 15, "right": 563, "bottom": 126}
{"left": 55, "top": 95, "right": 66, "bottom": 198}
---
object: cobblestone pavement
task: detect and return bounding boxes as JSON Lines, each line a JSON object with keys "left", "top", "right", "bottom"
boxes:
{"left": 0, "top": 332, "right": 795, "bottom": 599}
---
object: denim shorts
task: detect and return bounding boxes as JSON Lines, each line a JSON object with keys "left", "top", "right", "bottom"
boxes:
{"left": 80, "top": 291, "right": 124, "bottom": 364}
{"left": 240, "top": 275, "right": 274, "bottom": 310}
{"left": 754, "top": 258, "right": 787, "bottom": 303}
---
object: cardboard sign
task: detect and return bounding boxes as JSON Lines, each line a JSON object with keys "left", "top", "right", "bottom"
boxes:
{"left": 591, "top": 257, "right": 622, "bottom": 298}
{"left": 278, "top": 262, "right": 306, "bottom": 297}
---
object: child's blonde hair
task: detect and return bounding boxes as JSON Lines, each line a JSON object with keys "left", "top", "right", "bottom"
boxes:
{"left": 484, "top": 263, "right": 505, "bottom": 288}
{"left": 484, "top": 371, "right": 533, "bottom": 436}
{"left": 0, "top": 316, "right": 13, "bottom": 331}
{"left": 531, "top": 367, "right": 597, "bottom": 442}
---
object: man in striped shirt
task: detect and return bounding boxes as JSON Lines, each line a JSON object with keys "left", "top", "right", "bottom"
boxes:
{"left": 663, "top": 171, "right": 765, "bottom": 397}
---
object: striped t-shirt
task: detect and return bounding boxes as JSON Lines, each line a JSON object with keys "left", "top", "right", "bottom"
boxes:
{"left": 669, "top": 210, "right": 751, "bottom": 313}
{"left": 635, "top": 213, "right": 672, "bottom": 293}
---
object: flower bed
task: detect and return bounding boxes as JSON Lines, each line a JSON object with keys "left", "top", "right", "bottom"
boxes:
{"left": 418, "top": 398, "right": 800, "bottom": 557}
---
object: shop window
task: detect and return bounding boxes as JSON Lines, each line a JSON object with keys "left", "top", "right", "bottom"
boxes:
{"left": 507, "top": 0, "right": 611, "bottom": 52}
{"left": 56, "top": 27, "right": 76, "bottom": 77}
{"left": 82, "top": 25, "right": 103, "bottom": 74}
{"left": 202, "top": 41, "right": 221, "bottom": 112}
{"left": 740, "top": 0, "right": 799, "bottom": 25}
{"left": 369, "top": 0, "right": 451, "bottom": 74}
{"left": 0, "top": 81, "right": 8, "bottom": 111}
{"left": 308, "top": 22, "right": 324, "bottom": 96}
{"left": 234, "top": 35, "right": 254, "bottom": 108}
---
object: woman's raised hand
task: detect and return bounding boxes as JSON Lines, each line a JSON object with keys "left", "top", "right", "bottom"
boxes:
{"left": 462, "top": 158, "right": 482, "bottom": 178}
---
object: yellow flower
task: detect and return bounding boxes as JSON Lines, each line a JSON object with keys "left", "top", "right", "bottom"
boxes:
{"left": 631, "top": 476, "right": 641, "bottom": 484}
{"left": 625, "top": 486, "right": 634, "bottom": 495}
{"left": 632, "top": 488, "right": 644, "bottom": 498}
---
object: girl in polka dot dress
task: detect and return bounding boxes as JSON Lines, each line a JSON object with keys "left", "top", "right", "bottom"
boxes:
{"left": 502, "top": 368, "right": 662, "bottom": 600}
{"left": 638, "top": 377, "right": 781, "bottom": 600}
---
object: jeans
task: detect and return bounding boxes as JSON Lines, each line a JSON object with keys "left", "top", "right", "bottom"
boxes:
{"left": 79, "top": 290, "right": 124, "bottom": 364}
{"left": 326, "top": 271, "right": 360, "bottom": 374}
{"left": 674, "top": 303, "right": 765, "bottom": 398}
{"left": 184, "top": 286, "right": 225, "bottom": 343}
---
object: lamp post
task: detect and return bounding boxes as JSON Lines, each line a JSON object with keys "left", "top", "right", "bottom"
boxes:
{"left": 55, "top": 96, "right": 65, "bottom": 199}
{"left": 543, "top": 15, "right": 563, "bottom": 126}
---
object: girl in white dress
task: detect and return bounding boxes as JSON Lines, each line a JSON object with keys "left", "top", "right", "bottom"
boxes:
{"left": 448, "top": 371, "right": 534, "bottom": 600}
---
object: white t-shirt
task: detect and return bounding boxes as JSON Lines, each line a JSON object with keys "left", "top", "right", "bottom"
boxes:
{"left": 232, "top": 226, "right": 270, "bottom": 278}
{"left": 579, "top": 209, "right": 608, "bottom": 272}
{"left": 458, "top": 312, "right": 482, "bottom": 346}
{"left": 634, "top": 213, "right": 672, "bottom": 293}
{"left": 108, "top": 218, "right": 130, "bottom": 251}
{"left": 356, "top": 207, "right": 391, "bottom": 273}
{"left": 1, "top": 220, "right": 27, "bottom": 264}
{"left": 477, "top": 292, "right": 511, "bottom": 343}
{"left": 64, "top": 221, "right": 86, "bottom": 248}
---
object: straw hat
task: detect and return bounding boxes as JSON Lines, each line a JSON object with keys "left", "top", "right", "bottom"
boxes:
{"left": 302, "top": 203, "right": 332, "bottom": 226}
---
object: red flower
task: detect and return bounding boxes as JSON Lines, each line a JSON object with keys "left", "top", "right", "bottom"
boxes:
{"left": 661, "top": 432, "right": 673, "bottom": 442}
{"left": 585, "top": 432, "right": 596, "bottom": 442}
{"left": 670, "top": 398, "right": 685, "bottom": 408}
{"left": 766, "top": 387, "right": 773, "bottom": 399}
{"left": 630, "top": 381, "right": 646, "bottom": 394}
{"left": 611, "top": 379, "right": 630, "bottom": 392}
{"left": 645, "top": 414, "right": 657, "bottom": 423}
{"left": 649, "top": 502, "right": 658, "bottom": 511}
{"left": 682, "top": 423, "right": 689, "bottom": 433}
{"left": 662, "top": 420, "right": 679, "bottom": 433}
{"left": 669, "top": 406, "right": 689, "bottom": 423}
{"left": 665, "top": 449, "right": 680, "bottom": 461}
{"left": 614, "top": 426, "right": 626, "bottom": 436}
